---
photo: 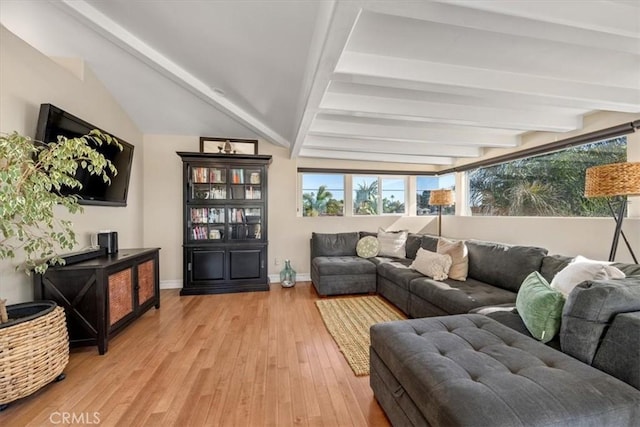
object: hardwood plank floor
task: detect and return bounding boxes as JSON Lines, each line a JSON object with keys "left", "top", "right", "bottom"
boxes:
{"left": 0, "top": 282, "right": 391, "bottom": 426}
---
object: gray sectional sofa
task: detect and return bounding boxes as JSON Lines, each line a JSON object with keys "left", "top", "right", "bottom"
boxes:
{"left": 310, "top": 231, "right": 640, "bottom": 427}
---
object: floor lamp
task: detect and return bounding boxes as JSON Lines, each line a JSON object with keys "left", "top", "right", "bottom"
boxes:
{"left": 584, "top": 162, "right": 640, "bottom": 263}
{"left": 429, "top": 189, "right": 454, "bottom": 237}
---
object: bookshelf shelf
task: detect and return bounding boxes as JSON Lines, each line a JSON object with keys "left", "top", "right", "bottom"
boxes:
{"left": 177, "top": 152, "right": 272, "bottom": 295}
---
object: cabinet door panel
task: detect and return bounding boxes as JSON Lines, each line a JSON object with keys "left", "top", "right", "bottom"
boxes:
{"left": 137, "top": 259, "right": 156, "bottom": 305}
{"left": 192, "top": 249, "right": 225, "bottom": 281}
{"left": 229, "top": 249, "right": 262, "bottom": 279}
{"left": 108, "top": 268, "right": 134, "bottom": 326}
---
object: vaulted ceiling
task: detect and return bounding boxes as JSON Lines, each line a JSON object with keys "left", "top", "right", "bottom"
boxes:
{"left": 1, "top": 0, "right": 639, "bottom": 168}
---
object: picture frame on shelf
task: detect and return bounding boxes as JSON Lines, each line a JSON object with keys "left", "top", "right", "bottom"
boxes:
{"left": 199, "top": 137, "right": 258, "bottom": 155}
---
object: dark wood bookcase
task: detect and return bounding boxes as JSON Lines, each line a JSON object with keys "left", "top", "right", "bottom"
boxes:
{"left": 177, "top": 152, "right": 272, "bottom": 295}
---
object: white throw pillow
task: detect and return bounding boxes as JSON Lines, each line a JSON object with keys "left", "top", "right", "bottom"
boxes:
{"left": 411, "top": 248, "right": 452, "bottom": 281}
{"left": 550, "top": 261, "right": 625, "bottom": 296}
{"left": 377, "top": 228, "right": 408, "bottom": 258}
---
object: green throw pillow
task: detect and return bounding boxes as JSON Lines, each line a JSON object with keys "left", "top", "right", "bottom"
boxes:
{"left": 356, "top": 236, "right": 379, "bottom": 258}
{"left": 516, "top": 271, "right": 565, "bottom": 343}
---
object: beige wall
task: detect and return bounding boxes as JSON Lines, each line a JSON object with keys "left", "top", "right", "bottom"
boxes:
{"left": 0, "top": 26, "right": 144, "bottom": 303}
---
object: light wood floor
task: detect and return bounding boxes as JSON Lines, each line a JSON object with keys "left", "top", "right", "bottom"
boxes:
{"left": 0, "top": 282, "right": 391, "bottom": 426}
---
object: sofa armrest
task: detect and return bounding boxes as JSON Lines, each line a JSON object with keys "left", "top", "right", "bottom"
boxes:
{"left": 592, "top": 311, "right": 640, "bottom": 390}
{"left": 561, "top": 276, "right": 640, "bottom": 365}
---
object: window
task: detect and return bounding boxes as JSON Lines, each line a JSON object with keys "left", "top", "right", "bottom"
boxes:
{"left": 301, "top": 173, "right": 344, "bottom": 216}
{"left": 353, "top": 175, "right": 379, "bottom": 215}
{"left": 468, "top": 137, "right": 627, "bottom": 217}
{"left": 416, "top": 174, "right": 455, "bottom": 216}
{"left": 352, "top": 175, "right": 407, "bottom": 215}
{"left": 382, "top": 178, "right": 405, "bottom": 214}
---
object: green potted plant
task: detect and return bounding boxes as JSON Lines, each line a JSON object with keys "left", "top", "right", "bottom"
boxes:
{"left": 0, "top": 129, "right": 121, "bottom": 410}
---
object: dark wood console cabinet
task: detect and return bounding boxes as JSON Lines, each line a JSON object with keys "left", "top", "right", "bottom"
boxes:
{"left": 33, "top": 248, "right": 161, "bottom": 354}
{"left": 177, "top": 152, "right": 272, "bottom": 295}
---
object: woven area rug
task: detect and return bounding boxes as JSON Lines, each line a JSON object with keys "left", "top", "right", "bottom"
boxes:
{"left": 315, "top": 295, "right": 406, "bottom": 376}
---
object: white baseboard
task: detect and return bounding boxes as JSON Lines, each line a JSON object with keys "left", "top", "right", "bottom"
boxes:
{"left": 160, "top": 279, "right": 182, "bottom": 289}
{"left": 162, "top": 276, "right": 310, "bottom": 289}
{"left": 269, "top": 273, "right": 310, "bottom": 283}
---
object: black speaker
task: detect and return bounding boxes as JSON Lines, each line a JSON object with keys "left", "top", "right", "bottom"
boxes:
{"left": 98, "top": 231, "right": 118, "bottom": 254}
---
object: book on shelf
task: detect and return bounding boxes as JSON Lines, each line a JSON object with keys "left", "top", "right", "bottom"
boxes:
{"left": 230, "top": 169, "right": 244, "bottom": 184}
{"left": 245, "top": 186, "right": 261, "bottom": 200}
{"left": 192, "top": 167, "right": 208, "bottom": 183}
{"left": 209, "top": 168, "right": 224, "bottom": 183}
{"left": 192, "top": 225, "right": 208, "bottom": 240}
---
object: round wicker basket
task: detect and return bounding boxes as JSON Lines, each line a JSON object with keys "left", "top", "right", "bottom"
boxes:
{"left": 0, "top": 302, "right": 69, "bottom": 406}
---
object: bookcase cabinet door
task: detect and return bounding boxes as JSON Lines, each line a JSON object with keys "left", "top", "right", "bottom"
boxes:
{"left": 191, "top": 249, "right": 225, "bottom": 281}
{"left": 230, "top": 249, "right": 263, "bottom": 279}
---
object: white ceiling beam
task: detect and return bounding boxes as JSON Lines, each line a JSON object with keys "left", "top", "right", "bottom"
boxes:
{"left": 336, "top": 52, "right": 640, "bottom": 113}
{"left": 53, "top": 0, "right": 290, "bottom": 147}
{"left": 299, "top": 148, "right": 454, "bottom": 165}
{"left": 320, "top": 92, "right": 580, "bottom": 132}
{"left": 436, "top": 0, "right": 640, "bottom": 39}
{"left": 330, "top": 73, "right": 633, "bottom": 113}
{"left": 310, "top": 117, "right": 520, "bottom": 147}
{"left": 290, "top": 1, "right": 366, "bottom": 158}
{"left": 303, "top": 135, "right": 481, "bottom": 157}
{"left": 364, "top": 1, "right": 639, "bottom": 54}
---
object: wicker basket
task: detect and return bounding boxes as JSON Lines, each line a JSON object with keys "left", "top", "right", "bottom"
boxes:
{"left": 0, "top": 301, "right": 69, "bottom": 405}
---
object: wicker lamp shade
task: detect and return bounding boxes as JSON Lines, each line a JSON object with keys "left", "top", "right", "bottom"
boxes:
{"left": 584, "top": 162, "right": 640, "bottom": 198}
{"left": 429, "top": 189, "right": 455, "bottom": 206}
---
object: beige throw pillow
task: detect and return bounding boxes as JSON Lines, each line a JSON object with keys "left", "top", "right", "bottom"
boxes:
{"left": 377, "top": 228, "right": 408, "bottom": 258}
{"left": 411, "top": 248, "right": 452, "bottom": 280}
{"left": 437, "top": 237, "right": 468, "bottom": 281}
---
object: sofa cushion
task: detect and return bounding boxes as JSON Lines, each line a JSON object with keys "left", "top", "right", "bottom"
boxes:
{"left": 540, "top": 254, "right": 573, "bottom": 283}
{"left": 311, "top": 232, "right": 359, "bottom": 257}
{"left": 613, "top": 262, "right": 640, "bottom": 277}
{"left": 405, "top": 233, "right": 423, "bottom": 260}
{"left": 377, "top": 229, "right": 408, "bottom": 258}
{"left": 409, "top": 276, "right": 517, "bottom": 314}
{"left": 410, "top": 248, "right": 452, "bottom": 280}
{"left": 437, "top": 237, "right": 468, "bottom": 281}
{"left": 311, "top": 256, "right": 376, "bottom": 276}
{"left": 516, "top": 272, "right": 565, "bottom": 343}
{"left": 421, "top": 235, "right": 439, "bottom": 253}
{"left": 561, "top": 276, "right": 640, "bottom": 365}
{"left": 466, "top": 240, "right": 548, "bottom": 292}
{"left": 356, "top": 236, "right": 379, "bottom": 258}
{"left": 370, "top": 314, "right": 640, "bottom": 427}
{"left": 377, "top": 259, "right": 423, "bottom": 290}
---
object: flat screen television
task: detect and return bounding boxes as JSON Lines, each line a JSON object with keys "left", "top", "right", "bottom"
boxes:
{"left": 35, "top": 103, "right": 134, "bottom": 207}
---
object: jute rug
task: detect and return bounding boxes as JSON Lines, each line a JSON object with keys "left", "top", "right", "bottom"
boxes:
{"left": 315, "top": 295, "right": 406, "bottom": 376}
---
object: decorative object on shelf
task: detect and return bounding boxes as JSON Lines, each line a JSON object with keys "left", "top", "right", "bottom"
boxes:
{"left": 429, "top": 189, "right": 455, "bottom": 237}
{"left": 584, "top": 161, "right": 640, "bottom": 262}
{"left": 199, "top": 136, "right": 258, "bottom": 155}
{"left": 280, "top": 260, "right": 296, "bottom": 288}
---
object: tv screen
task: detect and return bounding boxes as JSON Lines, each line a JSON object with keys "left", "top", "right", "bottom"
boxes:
{"left": 35, "top": 103, "right": 134, "bottom": 207}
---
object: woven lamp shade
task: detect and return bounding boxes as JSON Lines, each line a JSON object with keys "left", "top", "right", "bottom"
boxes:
{"left": 429, "top": 189, "right": 455, "bottom": 206}
{"left": 584, "top": 162, "right": 640, "bottom": 198}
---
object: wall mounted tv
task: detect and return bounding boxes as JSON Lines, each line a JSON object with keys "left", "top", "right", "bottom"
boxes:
{"left": 35, "top": 103, "right": 134, "bottom": 207}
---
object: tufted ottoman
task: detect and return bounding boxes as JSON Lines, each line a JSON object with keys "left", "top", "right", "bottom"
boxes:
{"left": 370, "top": 314, "right": 640, "bottom": 426}
{"left": 311, "top": 256, "right": 376, "bottom": 296}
